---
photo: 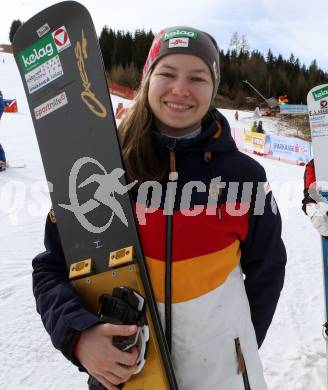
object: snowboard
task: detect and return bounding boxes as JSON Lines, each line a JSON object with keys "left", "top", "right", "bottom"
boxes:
{"left": 307, "top": 84, "right": 328, "bottom": 378}
{"left": 12, "top": 2, "right": 178, "bottom": 389}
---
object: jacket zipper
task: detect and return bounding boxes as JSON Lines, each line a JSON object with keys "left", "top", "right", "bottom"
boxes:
{"left": 235, "top": 337, "right": 251, "bottom": 390}
{"left": 165, "top": 214, "right": 173, "bottom": 352}
{"left": 165, "top": 143, "right": 177, "bottom": 353}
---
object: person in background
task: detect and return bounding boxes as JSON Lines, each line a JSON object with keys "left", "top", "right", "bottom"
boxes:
{"left": 256, "top": 121, "right": 264, "bottom": 134}
{"left": 302, "top": 159, "right": 328, "bottom": 237}
{"left": 0, "top": 143, "right": 6, "bottom": 171}
{"left": 0, "top": 91, "right": 6, "bottom": 171}
{"left": 251, "top": 120, "right": 257, "bottom": 132}
{"left": 235, "top": 110, "right": 239, "bottom": 120}
{"left": 0, "top": 90, "right": 4, "bottom": 121}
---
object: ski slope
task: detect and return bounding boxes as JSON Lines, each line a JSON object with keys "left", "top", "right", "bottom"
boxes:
{"left": 0, "top": 51, "right": 326, "bottom": 390}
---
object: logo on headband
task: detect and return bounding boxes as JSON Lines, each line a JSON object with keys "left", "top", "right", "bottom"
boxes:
{"left": 164, "top": 29, "right": 198, "bottom": 41}
{"left": 169, "top": 38, "right": 189, "bottom": 48}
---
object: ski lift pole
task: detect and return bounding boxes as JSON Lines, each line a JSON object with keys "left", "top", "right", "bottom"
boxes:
{"left": 242, "top": 80, "right": 268, "bottom": 103}
{"left": 242, "top": 80, "right": 278, "bottom": 109}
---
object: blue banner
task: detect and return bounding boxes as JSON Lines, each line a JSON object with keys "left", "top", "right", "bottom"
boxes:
{"left": 280, "top": 104, "right": 308, "bottom": 114}
{"left": 263, "top": 134, "right": 311, "bottom": 163}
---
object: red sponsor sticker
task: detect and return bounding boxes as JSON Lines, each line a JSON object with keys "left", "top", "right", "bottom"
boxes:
{"left": 168, "top": 37, "right": 189, "bottom": 48}
{"left": 52, "top": 26, "right": 71, "bottom": 52}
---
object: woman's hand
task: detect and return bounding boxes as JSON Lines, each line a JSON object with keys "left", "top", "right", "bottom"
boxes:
{"left": 75, "top": 323, "right": 139, "bottom": 389}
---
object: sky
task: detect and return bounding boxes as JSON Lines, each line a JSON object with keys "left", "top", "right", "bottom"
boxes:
{"left": 1, "top": 0, "right": 328, "bottom": 71}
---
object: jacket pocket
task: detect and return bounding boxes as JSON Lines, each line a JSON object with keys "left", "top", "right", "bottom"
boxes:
{"left": 235, "top": 337, "right": 252, "bottom": 390}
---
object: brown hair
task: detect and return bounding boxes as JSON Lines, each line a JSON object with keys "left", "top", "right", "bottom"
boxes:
{"left": 118, "top": 72, "right": 169, "bottom": 183}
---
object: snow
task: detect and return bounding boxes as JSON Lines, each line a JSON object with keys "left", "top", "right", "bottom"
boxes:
{"left": 0, "top": 51, "right": 326, "bottom": 390}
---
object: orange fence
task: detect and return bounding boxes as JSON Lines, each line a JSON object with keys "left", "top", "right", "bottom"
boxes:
{"left": 109, "top": 82, "right": 136, "bottom": 100}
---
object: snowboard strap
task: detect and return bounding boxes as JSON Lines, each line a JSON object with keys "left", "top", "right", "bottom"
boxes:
{"left": 98, "top": 287, "right": 147, "bottom": 350}
{"left": 88, "top": 287, "right": 150, "bottom": 389}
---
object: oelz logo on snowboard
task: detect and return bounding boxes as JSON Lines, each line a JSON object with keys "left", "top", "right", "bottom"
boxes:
{"left": 59, "top": 157, "right": 136, "bottom": 233}
{"left": 75, "top": 29, "right": 107, "bottom": 118}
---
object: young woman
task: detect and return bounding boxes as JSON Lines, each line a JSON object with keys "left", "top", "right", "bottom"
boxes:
{"left": 33, "top": 26, "right": 287, "bottom": 390}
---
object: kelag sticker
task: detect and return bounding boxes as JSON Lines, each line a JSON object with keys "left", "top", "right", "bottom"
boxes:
{"left": 24, "top": 56, "right": 63, "bottom": 94}
{"left": 18, "top": 27, "right": 70, "bottom": 94}
{"left": 19, "top": 34, "right": 59, "bottom": 74}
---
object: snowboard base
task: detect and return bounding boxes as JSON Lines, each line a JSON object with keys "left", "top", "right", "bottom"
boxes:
{"left": 73, "top": 257, "right": 169, "bottom": 389}
{"left": 12, "top": 1, "right": 178, "bottom": 388}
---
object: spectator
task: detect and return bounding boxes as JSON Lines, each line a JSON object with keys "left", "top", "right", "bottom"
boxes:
{"left": 234, "top": 110, "right": 239, "bottom": 121}
{"left": 0, "top": 90, "right": 4, "bottom": 120}
{"left": 256, "top": 121, "right": 264, "bottom": 134}
{"left": 0, "top": 143, "right": 6, "bottom": 171}
{"left": 251, "top": 121, "right": 257, "bottom": 132}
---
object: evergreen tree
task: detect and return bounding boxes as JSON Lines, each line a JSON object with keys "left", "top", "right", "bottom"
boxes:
{"left": 97, "top": 24, "right": 328, "bottom": 103}
{"left": 99, "top": 26, "right": 115, "bottom": 72}
{"left": 111, "top": 30, "right": 124, "bottom": 68}
{"left": 133, "top": 29, "right": 154, "bottom": 73}
{"left": 122, "top": 31, "right": 134, "bottom": 67}
{"left": 9, "top": 19, "right": 23, "bottom": 43}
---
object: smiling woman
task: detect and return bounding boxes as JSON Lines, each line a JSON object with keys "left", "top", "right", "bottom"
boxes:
{"left": 33, "top": 25, "right": 287, "bottom": 390}
{"left": 148, "top": 54, "right": 213, "bottom": 136}
{"left": 119, "top": 26, "right": 221, "bottom": 182}
{"left": 119, "top": 26, "right": 285, "bottom": 389}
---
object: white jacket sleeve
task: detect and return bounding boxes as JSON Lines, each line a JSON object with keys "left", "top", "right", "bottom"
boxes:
{"left": 306, "top": 202, "right": 328, "bottom": 237}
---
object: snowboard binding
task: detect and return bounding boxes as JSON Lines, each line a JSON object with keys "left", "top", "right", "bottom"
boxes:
{"left": 88, "top": 287, "right": 149, "bottom": 389}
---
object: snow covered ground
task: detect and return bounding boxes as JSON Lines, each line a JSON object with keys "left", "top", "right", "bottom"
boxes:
{"left": 0, "top": 52, "right": 326, "bottom": 390}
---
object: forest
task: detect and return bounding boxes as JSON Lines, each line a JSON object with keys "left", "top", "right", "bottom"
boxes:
{"left": 98, "top": 27, "right": 328, "bottom": 108}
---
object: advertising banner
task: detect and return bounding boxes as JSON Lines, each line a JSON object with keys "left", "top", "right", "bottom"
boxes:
{"left": 244, "top": 131, "right": 266, "bottom": 154}
{"left": 279, "top": 104, "right": 308, "bottom": 115}
{"left": 263, "top": 134, "right": 311, "bottom": 163}
{"left": 241, "top": 131, "right": 311, "bottom": 164}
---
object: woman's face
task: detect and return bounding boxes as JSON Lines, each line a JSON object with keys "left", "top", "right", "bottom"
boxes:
{"left": 148, "top": 54, "right": 213, "bottom": 137}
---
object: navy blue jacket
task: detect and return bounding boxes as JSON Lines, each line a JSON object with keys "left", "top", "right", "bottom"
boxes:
{"left": 0, "top": 143, "right": 6, "bottom": 163}
{"left": 32, "top": 110, "right": 286, "bottom": 367}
